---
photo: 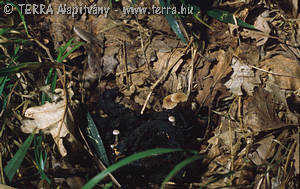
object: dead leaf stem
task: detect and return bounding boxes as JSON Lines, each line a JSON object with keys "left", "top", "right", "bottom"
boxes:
{"left": 55, "top": 65, "right": 67, "bottom": 151}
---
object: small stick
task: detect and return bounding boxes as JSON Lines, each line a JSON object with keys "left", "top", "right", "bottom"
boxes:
{"left": 247, "top": 63, "right": 300, "bottom": 78}
{"left": 187, "top": 44, "right": 196, "bottom": 97}
{"left": 122, "top": 41, "right": 130, "bottom": 89}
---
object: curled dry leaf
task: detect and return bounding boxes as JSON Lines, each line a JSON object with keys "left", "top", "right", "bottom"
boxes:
{"left": 224, "top": 57, "right": 260, "bottom": 96}
{"left": 21, "top": 89, "right": 75, "bottom": 157}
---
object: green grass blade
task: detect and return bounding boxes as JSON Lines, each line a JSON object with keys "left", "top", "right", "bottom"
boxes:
{"left": 4, "top": 133, "right": 35, "bottom": 182}
{"left": 56, "top": 38, "right": 84, "bottom": 63}
{"left": 13, "top": 45, "right": 20, "bottom": 56}
{"left": 207, "top": 9, "right": 255, "bottom": 29}
{"left": 0, "top": 95, "right": 8, "bottom": 116}
{"left": 82, "top": 148, "right": 185, "bottom": 189}
{"left": 33, "top": 135, "right": 51, "bottom": 184}
{"left": 41, "top": 68, "right": 54, "bottom": 104}
{"left": 0, "top": 1, "right": 29, "bottom": 36}
{"left": 0, "top": 77, "right": 10, "bottom": 96}
{"left": 0, "top": 28, "right": 10, "bottom": 36}
{"left": 0, "top": 39, "right": 30, "bottom": 45}
{"left": 159, "top": 0, "right": 187, "bottom": 44}
{"left": 194, "top": 14, "right": 214, "bottom": 30}
{"left": 50, "top": 71, "right": 57, "bottom": 92}
{"left": 0, "top": 62, "right": 57, "bottom": 77}
{"left": 86, "top": 112, "right": 110, "bottom": 166}
{"left": 60, "top": 42, "right": 84, "bottom": 61}
{"left": 161, "top": 155, "right": 204, "bottom": 189}
{"left": 103, "top": 182, "right": 113, "bottom": 189}
{"left": 56, "top": 39, "right": 73, "bottom": 62}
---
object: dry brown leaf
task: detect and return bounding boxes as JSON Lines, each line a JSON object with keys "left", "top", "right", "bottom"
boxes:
{"left": 249, "top": 135, "right": 274, "bottom": 165}
{"left": 253, "top": 12, "right": 271, "bottom": 46}
{"left": 153, "top": 49, "right": 185, "bottom": 94}
{"left": 21, "top": 89, "right": 74, "bottom": 157}
{"left": 225, "top": 57, "right": 260, "bottom": 96}
{"left": 265, "top": 75, "right": 288, "bottom": 108}
{"left": 261, "top": 55, "right": 300, "bottom": 90}
{"left": 265, "top": 75, "right": 299, "bottom": 124}
{"left": 102, "top": 55, "right": 119, "bottom": 76}
{"left": 243, "top": 88, "right": 284, "bottom": 132}
{"left": 196, "top": 50, "right": 232, "bottom": 106}
{"left": 154, "top": 51, "right": 183, "bottom": 77}
{"left": 147, "top": 15, "right": 173, "bottom": 34}
{"left": 241, "top": 11, "right": 271, "bottom": 46}
{"left": 237, "top": 42, "right": 260, "bottom": 66}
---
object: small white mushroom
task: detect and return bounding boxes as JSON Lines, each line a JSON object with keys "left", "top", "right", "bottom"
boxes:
{"left": 168, "top": 116, "right": 176, "bottom": 126}
{"left": 191, "top": 102, "right": 197, "bottom": 111}
{"left": 112, "top": 129, "right": 120, "bottom": 144}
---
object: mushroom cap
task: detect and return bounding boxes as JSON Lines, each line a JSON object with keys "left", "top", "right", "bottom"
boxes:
{"left": 168, "top": 116, "right": 176, "bottom": 123}
{"left": 112, "top": 129, "right": 120, "bottom": 135}
{"left": 162, "top": 95, "right": 178, "bottom": 109}
{"left": 171, "top": 92, "right": 188, "bottom": 103}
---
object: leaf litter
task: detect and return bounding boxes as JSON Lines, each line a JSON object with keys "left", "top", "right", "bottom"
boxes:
{"left": 1, "top": 0, "right": 300, "bottom": 188}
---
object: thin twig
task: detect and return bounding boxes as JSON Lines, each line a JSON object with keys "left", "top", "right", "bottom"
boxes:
{"left": 187, "top": 44, "right": 196, "bottom": 97}
{"left": 55, "top": 65, "right": 67, "bottom": 156}
{"left": 122, "top": 41, "right": 130, "bottom": 89}
{"left": 247, "top": 63, "right": 300, "bottom": 78}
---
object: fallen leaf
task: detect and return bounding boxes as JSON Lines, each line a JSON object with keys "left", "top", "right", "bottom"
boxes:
{"left": 102, "top": 55, "right": 119, "bottom": 76}
{"left": 237, "top": 42, "right": 260, "bottom": 66}
{"left": 243, "top": 88, "right": 284, "bottom": 132}
{"left": 249, "top": 135, "right": 275, "bottom": 165}
{"left": 154, "top": 50, "right": 183, "bottom": 77}
{"left": 147, "top": 15, "right": 173, "bottom": 34}
{"left": 224, "top": 57, "right": 260, "bottom": 96}
{"left": 253, "top": 12, "right": 271, "bottom": 46}
{"left": 265, "top": 75, "right": 299, "bottom": 124}
{"left": 261, "top": 55, "right": 300, "bottom": 90}
{"left": 21, "top": 89, "right": 75, "bottom": 157}
{"left": 241, "top": 11, "right": 271, "bottom": 46}
{"left": 196, "top": 50, "right": 232, "bottom": 106}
